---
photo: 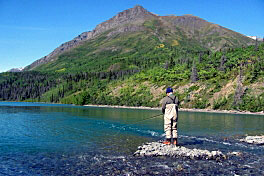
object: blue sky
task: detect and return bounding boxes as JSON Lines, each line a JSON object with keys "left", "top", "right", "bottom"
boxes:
{"left": 0, "top": 0, "right": 263, "bottom": 72}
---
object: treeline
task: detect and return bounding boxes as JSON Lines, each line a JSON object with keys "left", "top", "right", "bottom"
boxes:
{"left": 51, "top": 68, "right": 141, "bottom": 103}
{"left": 62, "top": 69, "right": 140, "bottom": 82}
{"left": 0, "top": 68, "right": 140, "bottom": 102}
{"left": 0, "top": 72, "right": 56, "bottom": 101}
{"left": 59, "top": 43, "right": 264, "bottom": 110}
{"left": 0, "top": 42, "right": 264, "bottom": 112}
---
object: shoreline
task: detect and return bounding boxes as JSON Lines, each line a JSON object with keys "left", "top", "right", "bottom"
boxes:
{"left": 83, "top": 104, "right": 264, "bottom": 116}
{"left": 1, "top": 101, "right": 263, "bottom": 116}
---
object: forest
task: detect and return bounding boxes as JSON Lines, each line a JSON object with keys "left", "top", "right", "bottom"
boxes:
{"left": 0, "top": 40, "right": 263, "bottom": 112}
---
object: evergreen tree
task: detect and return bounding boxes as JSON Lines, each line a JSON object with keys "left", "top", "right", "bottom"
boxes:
{"left": 190, "top": 60, "right": 199, "bottom": 83}
{"left": 233, "top": 66, "right": 245, "bottom": 107}
{"left": 255, "top": 37, "right": 258, "bottom": 51}
{"left": 198, "top": 52, "right": 203, "bottom": 63}
{"left": 219, "top": 55, "right": 227, "bottom": 71}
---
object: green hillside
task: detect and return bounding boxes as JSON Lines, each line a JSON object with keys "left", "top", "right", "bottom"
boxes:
{"left": 33, "top": 22, "right": 207, "bottom": 73}
{"left": 1, "top": 41, "right": 263, "bottom": 112}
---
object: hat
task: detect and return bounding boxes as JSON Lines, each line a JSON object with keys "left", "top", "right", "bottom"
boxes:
{"left": 166, "top": 87, "right": 173, "bottom": 93}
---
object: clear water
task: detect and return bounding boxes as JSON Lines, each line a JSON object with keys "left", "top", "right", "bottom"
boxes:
{"left": 0, "top": 102, "right": 264, "bottom": 175}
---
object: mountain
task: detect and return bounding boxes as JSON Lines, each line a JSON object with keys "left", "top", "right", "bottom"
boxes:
{"left": 24, "top": 5, "right": 254, "bottom": 71}
{"left": 247, "top": 36, "right": 264, "bottom": 41}
{"left": 23, "top": 6, "right": 155, "bottom": 70}
{"left": 7, "top": 67, "right": 24, "bottom": 72}
{"left": 1, "top": 5, "right": 263, "bottom": 112}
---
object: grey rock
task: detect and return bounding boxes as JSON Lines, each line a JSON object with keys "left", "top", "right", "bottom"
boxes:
{"left": 240, "top": 136, "right": 264, "bottom": 145}
{"left": 227, "top": 151, "right": 243, "bottom": 156}
{"left": 134, "top": 142, "right": 226, "bottom": 160}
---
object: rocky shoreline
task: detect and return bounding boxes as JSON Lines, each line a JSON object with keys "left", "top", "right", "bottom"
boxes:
{"left": 134, "top": 142, "right": 226, "bottom": 160}
{"left": 83, "top": 104, "right": 264, "bottom": 116}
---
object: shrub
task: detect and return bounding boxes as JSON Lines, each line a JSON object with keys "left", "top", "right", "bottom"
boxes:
{"left": 213, "top": 97, "right": 228, "bottom": 110}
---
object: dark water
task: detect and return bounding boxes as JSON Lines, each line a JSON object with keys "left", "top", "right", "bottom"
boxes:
{"left": 0, "top": 102, "right": 264, "bottom": 175}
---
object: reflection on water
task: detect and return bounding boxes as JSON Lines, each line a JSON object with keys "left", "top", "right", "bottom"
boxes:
{"left": 179, "top": 111, "right": 264, "bottom": 136}
{"left": 1, "top": 102, "right": 264, "bottom": 154}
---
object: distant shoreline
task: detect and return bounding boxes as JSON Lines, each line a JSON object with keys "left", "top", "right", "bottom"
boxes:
{"left": 83, "top": 104, "right": 264, "bottom": 116}
{"left": 1, "top": 101, "right": 263, "bottom": 116}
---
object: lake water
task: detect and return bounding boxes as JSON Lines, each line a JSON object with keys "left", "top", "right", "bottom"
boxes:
{"left": 0, "top": 102, "right": 264, "bottom": 175}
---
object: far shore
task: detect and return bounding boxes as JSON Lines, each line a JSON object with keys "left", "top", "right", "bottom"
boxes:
{"left": 84, "top": 104, "right": 264, "bottom": 116}
{"left": 1, "top": 101, "right": 263, "bottom": 116}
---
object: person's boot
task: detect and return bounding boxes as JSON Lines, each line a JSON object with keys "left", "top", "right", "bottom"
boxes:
{"left": 163, "top": 138, "right": 171, "bottom": 145}
{"left": 173, "top": 138, "right": 178, "bottom": 145}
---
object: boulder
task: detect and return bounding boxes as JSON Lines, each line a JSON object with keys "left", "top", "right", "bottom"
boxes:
{"left": 240, "top": 136, "right": 264, "bottom": 145}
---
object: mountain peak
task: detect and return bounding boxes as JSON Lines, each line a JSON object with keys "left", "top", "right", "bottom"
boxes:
{"left": 93, "top": 5, "right": 154, "bottom": 36}
{"left": 130, "top": 5, "right": 152, "bottom": 15}
{"left": 132, "top": 5, "right": 146, "bottom": 10}
{"left": 110, "top": 5, "right": 154, "bottom": 21}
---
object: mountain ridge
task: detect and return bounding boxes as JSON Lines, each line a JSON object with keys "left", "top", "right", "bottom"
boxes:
{"left": 7, "top": 67, "right": 24, "bottom": 72}
{"left": 24, "top": 5, "right": 154, "bottom": 70}
{"left": 24, "top": 5, "right": 254, "bottom": 71}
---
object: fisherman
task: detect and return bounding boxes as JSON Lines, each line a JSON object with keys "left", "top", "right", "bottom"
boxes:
{"left": 162, "top": 87, "right": 179, "bottom": 145}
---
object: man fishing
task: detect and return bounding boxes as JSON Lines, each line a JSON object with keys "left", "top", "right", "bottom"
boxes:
{"left": 162, "top": 87, "right": 179, "bottom": 145}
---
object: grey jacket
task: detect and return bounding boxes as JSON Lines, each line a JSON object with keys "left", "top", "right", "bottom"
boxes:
{"left": 162, "top": 94, "right": 179, "bottom": 114}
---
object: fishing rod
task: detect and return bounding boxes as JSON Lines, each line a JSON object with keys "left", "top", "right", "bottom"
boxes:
{"left": 113, "top": 113, "right": 163, "bottom": 136}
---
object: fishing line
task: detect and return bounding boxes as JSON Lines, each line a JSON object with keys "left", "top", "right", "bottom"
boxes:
{"left": 113, "top": 113, "right": 163, "bottom": 136}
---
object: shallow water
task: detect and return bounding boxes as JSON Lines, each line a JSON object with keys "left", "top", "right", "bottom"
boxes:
{"left": 0, "top": 102, "right": 264, "bottom": 175}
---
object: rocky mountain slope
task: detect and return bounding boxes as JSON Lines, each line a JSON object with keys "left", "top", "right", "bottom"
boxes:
{"left": 7, "top": 67, "right": 24, "bottom": 72}
{"left": 24, "top": 5, "right": 254, "bottom": 71}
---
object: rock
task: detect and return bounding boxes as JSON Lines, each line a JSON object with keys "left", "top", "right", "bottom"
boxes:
{"left": 240, "top": 136, "right": 264, "bottom": 145}
{"left": 227, "top": 151, "right": 242, "bottom": 157}
{"left": 176, "top": 164, "right": 183, "bottom": 171}
{"left": 134, "top": 142, "right": 226, "bottom": 160}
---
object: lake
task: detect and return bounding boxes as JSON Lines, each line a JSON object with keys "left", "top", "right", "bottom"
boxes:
{"left": 0, "top": 102, "right": 264, "bottom": 175}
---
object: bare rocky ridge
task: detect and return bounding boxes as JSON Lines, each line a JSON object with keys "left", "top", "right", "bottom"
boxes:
{"left": 7, "top": 67, "right": 24, "bottom": 72}
{"left": 94, "top": 5, "right": 155, "bottom": 34}
{"left": 23, "top": 5, "right": 254, "bottom": 71}
{"left": 162, "top": 15, "right": 252, "bottom": 50}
